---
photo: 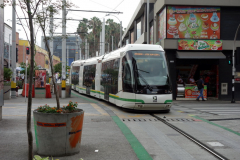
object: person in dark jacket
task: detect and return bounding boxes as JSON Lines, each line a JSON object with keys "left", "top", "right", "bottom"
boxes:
{"left": 196, "top": 76, "right": 205, "bottom": 101}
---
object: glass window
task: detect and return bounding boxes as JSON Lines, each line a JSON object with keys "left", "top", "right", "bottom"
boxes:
{"left": 71, "top": 66, "right": 80, "bottom": 85}
{"left": 101, "top": 59, "right": 120, "bottom": 94}
{"left": 122, "top": 55, "right": 135, "bottom": 93}
{"left": 123, "top": 51, "right": 170, "bottom": 93}
{"left": 83, "top": 64, "right": 96, "bottom": 89}
{"left": 130, "top": 31, "right": 134, "bottom": 44}
{"left": 137, "top": 20, "right": 141, "bottom": 40}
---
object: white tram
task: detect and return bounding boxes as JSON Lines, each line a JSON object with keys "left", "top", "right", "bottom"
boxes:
{"left": 70, "top": 44, "right": 172, "bottom": 111}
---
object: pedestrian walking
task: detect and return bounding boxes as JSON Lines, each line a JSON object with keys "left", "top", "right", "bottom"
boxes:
{"left": 196, "top": 76, "right": 205, "bottom": 101}
{"left": 55, "top": 72, "right": 59, "bottom": 83}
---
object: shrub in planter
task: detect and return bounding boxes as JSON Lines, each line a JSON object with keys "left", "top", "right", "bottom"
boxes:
{"left": 4, "top": 67, "right": 12, "bottom": 81}
{"left": 33, "top": 101, "right": 84, "bottom": 156}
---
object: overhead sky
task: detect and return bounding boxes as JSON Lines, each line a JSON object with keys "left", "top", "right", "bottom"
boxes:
{"left": 4, "top": 0, "right": 140, "bottom": 46}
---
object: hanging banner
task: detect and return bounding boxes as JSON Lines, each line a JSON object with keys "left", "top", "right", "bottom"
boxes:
{"left": 35, "top": 69, "right": 46, "bottom": 88}
{"left": 167, "top": 6, "right": 220, "bottom": 39}
{"left": 178, "top": 39, "right": 222, "bottom": 50}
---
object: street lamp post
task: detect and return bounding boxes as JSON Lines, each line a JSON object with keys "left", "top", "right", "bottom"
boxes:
{"left": 106, "top": 14, "right": 122, "bottom": 48}
{"left": 231, "top": 24, "right": 240, "bottom": 103}
{"left": 8, "top": 34, "right": 11, "bottom": 69}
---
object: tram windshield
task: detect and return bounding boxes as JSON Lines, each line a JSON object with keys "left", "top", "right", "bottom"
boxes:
{"left": 122, "top": 50, "right": 169, "bottom": 92}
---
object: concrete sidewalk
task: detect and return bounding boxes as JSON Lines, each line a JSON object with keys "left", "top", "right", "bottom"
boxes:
{"left": 0, "top": 93, "right": 138, "bottom": 160}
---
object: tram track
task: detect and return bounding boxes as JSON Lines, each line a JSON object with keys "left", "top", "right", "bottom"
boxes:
{"left": 150, "top": 114, "right": 229, "bottom": 160}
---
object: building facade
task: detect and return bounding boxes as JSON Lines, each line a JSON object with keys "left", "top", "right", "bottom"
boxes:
{"left": 41, "top": 35, "right": 81, "bottom": 66}
{"left": 0, "top": 0, "right": 4, "bottom": 111}
{"left": 120, "top": 0, "right": 240, "bottom": 101}
{"left": 18, "top": 40, "right": 60, "bottom": 72}
{"left": 3, "top": 23, "right": 19, "bottom": 68}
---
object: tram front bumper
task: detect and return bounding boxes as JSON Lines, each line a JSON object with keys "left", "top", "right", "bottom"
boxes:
{"left": 122, "top": 103, "right": 172, "bottom": 111}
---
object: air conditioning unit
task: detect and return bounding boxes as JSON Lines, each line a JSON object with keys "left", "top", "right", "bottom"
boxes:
{"left": 221, "top": 83, "right": 228, "bottom": 95}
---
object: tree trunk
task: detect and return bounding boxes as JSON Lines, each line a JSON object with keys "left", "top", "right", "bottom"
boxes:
{"left": 41, "top": 31, "right": 60, "bottom": 110}
{"left": 26, "top": 2, "right": 33, "bottom": 160}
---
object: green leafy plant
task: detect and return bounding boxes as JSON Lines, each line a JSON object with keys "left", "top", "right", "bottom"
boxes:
{"left": 37, "top": 104, "right": 62, "bottom": 113}
{"left": 37, "top": 101, "right": 78, "bottom": 113}
{"left": 63, "top": 101, "right": 78, "bottom": 112}
{"left": 3, "top": 81, "right": 11, "bottom": 86}
{"left": 4, "top": 67, "right": 13, "bottom": 80}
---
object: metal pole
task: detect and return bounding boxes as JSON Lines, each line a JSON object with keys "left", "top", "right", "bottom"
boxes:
{"left": 67, "top": 45, "right": 69, "bottom": 66}
{"left": 147, "top": 0, "right": 149, "bottom": 44}
{"left": 23, "top": 43, "right": 25, "bottom": 64}
{"left": 8, "top": 34, "right": 11, "bottom": 68}
{"left": 25, "top": 56, "right": 27, "bottom": 102}
{"left": 87, "top": 43, "right": 89, "bottom": 58}
{"left": 49, "top": 5, "right": 53, "bottom": 77}
{"left": 11, "top": 0, "right": 16, "bottom": 98}
{"left": 120, "top": 21, "right": 122, "bottom": 47}
{"left": 85, "top": 39, "right": 87, "bottom": 59}
{"left": 102, "top": 18, "right": 105, "bottom": 55}
{"left": 108, "top": 43, "right": 109, "bottom": 53}
{"left": 112, "top": 36, "right": 113, "bottom": 51}
{"left": 62, "top": 0, "right": 66, "bottom": 98}
{"left": 231, "top": 24, "right": 240, "bottom": 103}
{"left": 100, "top": 32, "right": 102, "bottom": 56}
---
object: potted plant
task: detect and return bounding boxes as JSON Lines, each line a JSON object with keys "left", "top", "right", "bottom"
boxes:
{"left": 3, "top": 67, "right": 12, "bottom": 100}
{"left": 33, "top": 101, "right": 84, "bottom": 156}
{"left": 3, "top": 0, "right": 81, "bottom": 159}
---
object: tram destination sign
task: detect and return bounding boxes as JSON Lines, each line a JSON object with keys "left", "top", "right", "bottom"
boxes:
{"left": 178, "top": 39, "right": 222, "bottom": 50}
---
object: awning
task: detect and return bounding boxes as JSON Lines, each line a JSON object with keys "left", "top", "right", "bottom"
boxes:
{"left": 176, "top": 51, "right": 226, "bottom": 59}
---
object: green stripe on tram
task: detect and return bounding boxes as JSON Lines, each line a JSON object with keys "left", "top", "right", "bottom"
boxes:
{"left": 112, "top": 116, "right": 153, "bottom": 160}
{"left": 109, "top": 94, "right": 145, "bottom": 104}
{"left": 164, "top": 100, "right": 172, "bottom": 104}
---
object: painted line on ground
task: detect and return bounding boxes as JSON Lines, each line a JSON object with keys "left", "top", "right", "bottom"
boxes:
{"left": 112, "top": 116, "right": 153, "bottom": 160}
{"left": 97, "top": 103, "right": 152, "bottom": 160}
{"left": 72, "top": 92, "right": 98, "bottom": 103}
{"left": 192, "top": 115, "right": 240, "bottom": 136}
{"left": 90, "top": 103, "right": 108, "bottom": 116}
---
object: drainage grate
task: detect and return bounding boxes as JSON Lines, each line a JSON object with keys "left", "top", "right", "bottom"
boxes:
{"left": 122, "top": 118, "right": 159, "bottom": 122}
{"left": 122, "top": 118, "right": 196, "bottom": 122}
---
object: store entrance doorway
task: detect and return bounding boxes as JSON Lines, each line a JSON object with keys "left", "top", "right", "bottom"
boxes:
{"left": 176, "top": 60, "right": 219, "bottom": 98}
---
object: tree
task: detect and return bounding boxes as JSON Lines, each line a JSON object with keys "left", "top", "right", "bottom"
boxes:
{"left": 2, "top": 0, "right": 75, "bottom": 159}
{"left": 77, "top": 17, "right": 123, "bottom": 58}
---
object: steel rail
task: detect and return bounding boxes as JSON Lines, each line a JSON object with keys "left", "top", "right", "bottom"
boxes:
{"left": 151, "top": 114, "right": 229, "bottom": 160}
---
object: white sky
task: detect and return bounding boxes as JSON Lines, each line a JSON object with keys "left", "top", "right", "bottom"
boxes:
{"left": 4, "top": 0, "right": 140, "bottom": 46}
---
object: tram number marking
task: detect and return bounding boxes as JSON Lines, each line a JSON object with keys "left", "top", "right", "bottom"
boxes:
{"left": 153, "top": 96, "right": 157, "bottom": 102}
{"left": 137, "top": 104, "right": 144, "bottom": 108}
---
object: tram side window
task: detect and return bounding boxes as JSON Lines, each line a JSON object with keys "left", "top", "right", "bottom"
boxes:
{"left": 71, "top": 66, "right": 80, "bottom": 85}
{"left": 83, "top": 64, "right": 96, "bottom": 89}
{"left": 122, "top": 56, "right": 134, "bottom": 93}
{"left": 100, "top": 59, "right": 120, "bottom": 94}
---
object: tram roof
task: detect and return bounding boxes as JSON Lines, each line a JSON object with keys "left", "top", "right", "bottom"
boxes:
{"left": 71, "top": 44, "right": 164, "bottom": 65}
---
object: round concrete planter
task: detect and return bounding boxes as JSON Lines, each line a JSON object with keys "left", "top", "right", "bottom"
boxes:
{"left": 33, "top": 109, "right": 84, "bottom": 156}
{"left": 3, "top": 86, "right": 11, "bottom": 100}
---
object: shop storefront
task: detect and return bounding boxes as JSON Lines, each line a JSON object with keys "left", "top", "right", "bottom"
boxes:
{"left": 157, "top": 5, "right": 240, "bottom": 100}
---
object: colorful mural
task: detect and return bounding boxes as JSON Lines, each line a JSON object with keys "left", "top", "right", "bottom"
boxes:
{"left": 167, "top": 6, "right": 220, "bottom": 39}
{"left": 178, "top": 39, "right": 222, "bottom": 50}
{"left": 35, "top": 69, "right": 46, "bottom": 88}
